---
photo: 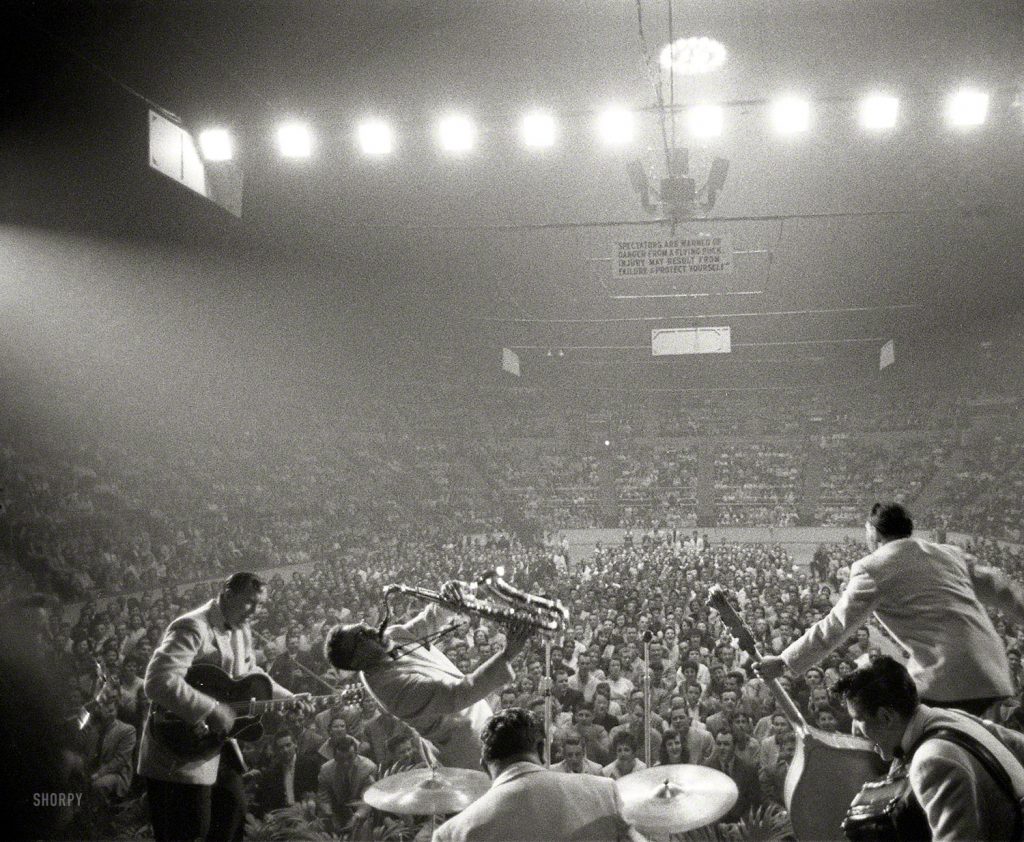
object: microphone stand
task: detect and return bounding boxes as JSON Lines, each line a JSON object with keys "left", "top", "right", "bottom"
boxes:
{"left": 642, "top": 630, "right": 653, "bottom": 768}
{"left": 543, "top": 638, "right": 552, "bottom": 769}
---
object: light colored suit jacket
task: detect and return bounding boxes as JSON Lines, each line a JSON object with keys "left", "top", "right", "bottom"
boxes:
{"left": 433, "top": 761, "right": 633, "bottom": 842}
{"left": 92, "top": 718, "right": 137, "bottom": 797}
{"left": 317, "top": 754, "right": 376, "bottom": 833}
{"left": 685, "top": 727, "right": 716, "bottom": 765}
{"left": 363, "top": 605, "right": 514, "bottom": 769}
{"left": 782, "top": 538, "right": 1024, "bottom": 701}
{"left": 903, "top": 705, "right": 1024, "bottom": 841}
{"left": 138, "top": 598, "right": 290, "bottom": 785}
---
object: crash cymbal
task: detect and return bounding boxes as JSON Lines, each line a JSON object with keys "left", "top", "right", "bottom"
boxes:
{"left": 615, "top": 764, "right": 739, "bottom": 833}
{"left": 363, "top": 766, "right": 491, "bottom": 815}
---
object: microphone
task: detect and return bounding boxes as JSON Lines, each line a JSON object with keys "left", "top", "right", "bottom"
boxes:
{"left": 642, "top": 630, "right": 654, "bottom": 644}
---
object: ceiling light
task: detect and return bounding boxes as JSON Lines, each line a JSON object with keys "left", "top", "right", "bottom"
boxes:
{"left": 946, "top": 89, "right": 989, "bottom": 127}
{"left": 521, "top": 111, "right": 556, "bottom": 148}
{"left": 770, "top": 97, "right": 811, "bottom": 134}
{"left": 597, "top": 107, "right": 635, "bottom": 146}
{"left": 357, "top": 120, "right": 394, "bottom": 155}
{"left": 687, "top": 104, "right": 723, "bottom": 138}
{"left": 659, "top": 37, "right": 727, "bottom": 75}
{"left": 276, "top": 122, "right": 313, "bottom": 158}
{"left": 198, "top": 128, "right": 233, "bottom": 162}
{"left": 859, "top": 94, "right": 899, "bottom": 130}
{"left": 438, "top": 114, "right": 476, "bottom": 152}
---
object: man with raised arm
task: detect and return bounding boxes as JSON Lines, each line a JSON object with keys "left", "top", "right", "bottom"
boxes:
{"left": 324, "top": 593, "right": 530, "bottom": 770}
{"left": 759, "top": 502, "right": 1024, "bottom": 716}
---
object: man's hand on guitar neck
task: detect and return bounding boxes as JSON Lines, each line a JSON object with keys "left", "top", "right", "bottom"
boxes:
{"left": 284, "top": 693, "right": 316, "bottom": 717}
{"left": 755, "top": 656, "right": 787, "bottom": 681}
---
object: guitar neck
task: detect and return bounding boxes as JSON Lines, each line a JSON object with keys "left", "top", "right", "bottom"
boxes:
{"left": 707, "top": 587, "right": 808, "bottom": 735}
{"left": 226, "top": 692, "right": 349, "bottom": 714}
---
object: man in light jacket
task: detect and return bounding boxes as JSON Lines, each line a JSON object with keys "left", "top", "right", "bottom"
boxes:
{"left": 837, "top": 656, "right": 1024, "bottom": 841}
{"left": 433, "top": 708, "right": 645, "bottom": 842}
{"left": 759, "top": 502, "right": 1024, "bottom": 716}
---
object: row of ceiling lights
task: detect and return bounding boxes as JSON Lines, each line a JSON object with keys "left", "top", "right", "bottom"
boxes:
{"left": 195, "top": 88, "right": 995, "bottom": 162}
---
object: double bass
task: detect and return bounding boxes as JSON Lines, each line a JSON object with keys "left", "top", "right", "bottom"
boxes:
{"left": 708, "top": 587, "right": 886, "bottom": 841}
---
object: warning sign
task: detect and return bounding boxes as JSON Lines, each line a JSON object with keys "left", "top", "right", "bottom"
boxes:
{"left": 614, "top": 235, "right": 733, "bottom": 278}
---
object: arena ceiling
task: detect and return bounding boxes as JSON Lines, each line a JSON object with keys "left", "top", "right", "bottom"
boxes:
{"left": 4, "top": 0, "right": 1024, "bottom": 392}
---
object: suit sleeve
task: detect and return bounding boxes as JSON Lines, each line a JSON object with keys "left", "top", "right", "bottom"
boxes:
{"left": 911, "top": 752, "right": 982, "bottom": 842}
{"left": 316, "top": 764, "right": 333, "bottom": 820}
{"left": 95, "top": 726, "right": 137, "bottom": 779}
{"left": 396, "top": 602, "right": 447, "bottom": 641}
{"left": 242, "top": 628, "right": 293, "bottom": 700}
{"left": 388, "top": 651, "right": 515, "bottom": 720}
{"left": 143, "top": 617, "right": 218, "bottom": 724}
{"left": 967, "top": 560, "right": 1024, "bottom": 625}
{"left": 781, "top": 562, "right": 881, "bottom": 675}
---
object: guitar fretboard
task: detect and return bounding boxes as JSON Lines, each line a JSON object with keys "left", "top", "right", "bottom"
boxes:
{"left": 224, "top": 690, "right": 359, "bottom": 713}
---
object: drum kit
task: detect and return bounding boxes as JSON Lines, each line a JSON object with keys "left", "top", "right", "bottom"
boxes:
{"left": 365, "top": 576, "right": 740, "bottom": 835}
{"left": 363, "top": 763, "right": 738, "bottom": 835}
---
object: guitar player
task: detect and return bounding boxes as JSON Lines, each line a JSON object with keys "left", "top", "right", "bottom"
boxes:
{"left": 138, "top": 572, "right": 302, "bottom": 842}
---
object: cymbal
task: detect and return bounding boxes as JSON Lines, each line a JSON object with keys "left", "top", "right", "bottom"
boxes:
{"left": 615, "top": 764, "right": 739, "bottom": 833}
{"left": 363, "top": 766, "right": 491, "bottom": 815}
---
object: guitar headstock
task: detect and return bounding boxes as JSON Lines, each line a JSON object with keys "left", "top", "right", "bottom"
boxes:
{"left": 706, "top": 586, "right": 759, "bottom": 660}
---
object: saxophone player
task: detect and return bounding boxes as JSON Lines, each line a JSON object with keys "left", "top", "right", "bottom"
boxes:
{"left": 324, "top": 582, "right": 532, "bottom": 769}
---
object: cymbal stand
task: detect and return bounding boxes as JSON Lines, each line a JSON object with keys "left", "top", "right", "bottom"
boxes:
{"left": 642, "top": 630, "right": 653, "bottom": 767}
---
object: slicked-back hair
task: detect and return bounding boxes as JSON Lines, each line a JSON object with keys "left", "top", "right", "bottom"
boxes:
{"left": 324, "top": 624, "right": 362, "bottom": 670}
{"left": 868, "top": 503, "right": 914, "bottom": 540}
{"left": 480, "top": 708, "right": 543, "bottom": 764}
{"left": 834, "top": 655, "right": 919, "bottom": 719}
{"left": 223, "top": 572, "right": 265, "bottom": 595}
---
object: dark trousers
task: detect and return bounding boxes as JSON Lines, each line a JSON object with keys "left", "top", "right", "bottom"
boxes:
{"left": 922, "top": 696, "right": 1004, "bottom": 718}
{"left": 146, "top": 747, "right": 247, "bottom": 842}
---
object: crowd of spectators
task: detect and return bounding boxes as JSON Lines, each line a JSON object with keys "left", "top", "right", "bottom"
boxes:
{"left": 712, "top": 442, "right": 802, "bottom": 526}
{"left": 813, "top": 434, "right": 954, "bottom": 526}
{"left": 28, "top": 525, "right": 1024, "bottom": 838}
{"left": 3, "top": 385, "right": 1022, "bottom": 611}
{"left": 617, "top": 443, "right": 698, "bottom": 529}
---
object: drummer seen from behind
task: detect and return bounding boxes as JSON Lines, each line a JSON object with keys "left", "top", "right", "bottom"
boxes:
{"left": 757, "top": 502, "right": 1024, "bottom": 717}
{"left": 324, "top": 582, "right": 531, "bottom": 770}
{"left": 433, "top": 708, "right": 648, "bottom": 842}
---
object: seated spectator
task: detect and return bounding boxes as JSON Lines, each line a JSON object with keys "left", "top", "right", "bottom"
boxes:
{"left": 552, "top": 667, "right": 585, "bottom": 715}
{"left": 708, "top": 729, "right": 761, "bottom": 821}
{"left": 757, "top": 713, "right": 792, "bottom": 774}
{"left": 254, "top": 731, "right": 299, "bottom": 817}
{"left": 567, "top": 704, "right": 611, "bottom": 765}
{"left": 759, "top": 730, "right": 797, "bottom": 808}
{"left": 316, "top": 735, "right": 376, "bottom": 836}
{"left": 84, "top": 693, "right": 136, "bottom": 802}
{"left": 592, "top": 693, "right": 620, "bottom": 732}
{"left": 602, "top": 731, "right": 647, "bottom": 779}
{"left": 667, "top": 707, "right": 715, "bottom": 766}
{"left": 553, "top": 736, "right": 604, "bottom": 775}
{"left": 705, "top": 689, "right": 743, "bottom": 738}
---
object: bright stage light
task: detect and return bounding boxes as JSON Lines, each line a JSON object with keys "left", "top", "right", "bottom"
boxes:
{"left": 438, "top": 114, "right": 476, "bottom": 152}
{"left": 521, "top": 111, "right": 556, "bottom": 148}
{"left": 198, "top": 128, "right": 233, "bottom": 162}
{"left": 357, "top": 120, "right": 394, "bottom": 155}
{"left": 687, "top": 104, "right": 723, "bottom": 138}
{"left": 597, "top": 107, "right": 635, "bottom": 146}
{"left": 276, "top": 122, "right": 313, "bottom": 158}
{"left": 859, "top": 94, "right": 899, "bottom": 130}
{"left": 659, "top": 37, "right": 727, "bottom": 75}
{"left": 946, "top": 89, "right": 989, "bottom": 127}
{"left": 770, "top": 97, "right": 810, "bottom": 134}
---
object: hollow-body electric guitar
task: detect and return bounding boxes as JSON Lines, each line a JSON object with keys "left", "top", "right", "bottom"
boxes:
{"left": 149, "top": 662, "right": 361, "bottom": 759}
